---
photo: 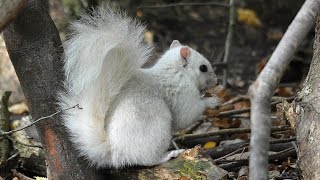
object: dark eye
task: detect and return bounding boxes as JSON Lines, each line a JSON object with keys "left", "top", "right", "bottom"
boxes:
{"left": 199, "top": 65, "right": 207, "bottom": 72}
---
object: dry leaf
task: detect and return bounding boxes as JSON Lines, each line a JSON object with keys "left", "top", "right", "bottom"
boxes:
{"left": 267, "top": 28, "right": 284, "bottom": 41}
{"left": 136, "top": 10, "right": 143, "bottom": 17}
{"left": 237, "top": 8, "right": 262, "bottom": 27}
{"left": 231, "top": 133, "right": 248, "bottom": 140}
{"left": 233, "top": 101, "right": 250, "bottom": 110}
{"left": 203, "top": 141, "right": 217, "bottom": 150}
{"left": 189, "top": 11, "right": 203, "bottom": 21}
{"left": 179, "top": 176, "right": 190, "bottom": 180}
{"left": 276, "top": 100, "right": 296, "bottom": 128}
{"left": 204, "top": 108, "right": 219, "bottom": 117}
{"left": 238, "top": 166, "right": 249, "bottom": 178}
{"left": 231, "top": 119, "right": 241, "bottom": 128}
{"left": 214, "top": 87, "right": 233, "bottom": 102}
{"left": 9, "top": 102, "right": 29, "bottom": 114}
{"left": 237, "top": 176, "right": 249, "bottom": 180}
{"left": 219, "top": 104, "right": 234, "bottom": 112}
{"left": 212, "top": 118, "right": 232, "bottom": 129}
{"left": 275, "top": 87, "right": 294, "bottom": 97}
{"left": 256, "top": 58, "right": 267, "bottom": 74}
{"left": 35, "top": 177, "right": 48, "bottom": 180}
{"left": 144, "top": 31, "right": 154, "bottom": 44}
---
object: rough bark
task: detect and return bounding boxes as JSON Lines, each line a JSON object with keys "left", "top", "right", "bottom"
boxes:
{"left": 0, "top": 92, "right": 12, "bottom": 164}
{"left": 0, "top": 0, "right": 27, "bottom": 31}
{"left": 0, "top": 92, "right": 15, "bottom": 178}
{"left": 248, "top": 0, "right": 320, "bottom": 179}
{"left": 2, "top": 0, "right": 99, "bottom": 179}
{"left": 295, "top": 16, "right": 320, "bottom": 179}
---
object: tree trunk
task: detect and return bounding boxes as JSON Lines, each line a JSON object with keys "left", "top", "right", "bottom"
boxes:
{"left": 296, "top": 16, "right": 320, "bottom": 179}
{"left": 248, "top": 1, "right": 320, "bottom": 179}
{"left": 3, "top": 0, "right": 99, "bottom": 179}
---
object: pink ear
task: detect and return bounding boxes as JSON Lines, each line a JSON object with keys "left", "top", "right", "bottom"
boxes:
{"left": 170, "top": 40, "right": 181, "bottom": 49}
{"left": 180, "top": 47, "right": 190, "bottom": 59}
{"left": 180, "top": 47, "right": 190, "bottom": 66}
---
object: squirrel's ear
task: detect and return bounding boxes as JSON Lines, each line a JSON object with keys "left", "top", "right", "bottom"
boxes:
{"left": 170, "top": 40, "right": 181, "bottom": 49}
{"left": 180, "top": 47, "right": 190, "bottom": 66}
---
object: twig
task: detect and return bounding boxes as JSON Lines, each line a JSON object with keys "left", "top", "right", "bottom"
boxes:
{"left": 214, "top": 146, "right": 248, "bottom": 162}
{"left": 270, "top": 137, "right": 296, "bottom": 144}
{"left": 6, "top": 149, "right": 19, "bottom": 162}
{"left": 277, "top": 82, "right": 301, "bottom": 88}
{"left": 183, "top": 118, "right": 206, "bottom": 134}
{"left": 217, "top": 147, "right": 295, "bottom": 165}
{"left": 271, "top": 96, "right": 294, "bottom": 106}
{"left": 218, "top": 147, "right": 296, "bottom": 171}
{"left": 222, "top": 0, "right": 235, "bottom": 88}
{"left": 230, "top": 115, "right": 250, "bottom": 119}
{"left": 137, "top": 2, "right": 230, "bottom": 9}
{"left": 207, "top": 137, "right": 296, "bottom": 160}
{"left": 222, "top": 95, "right": 248, "bottom": 106}
{"left": 0, "top": 104, "right": 81, "bottom": 136}
{"left": 174, "top": 126, "right": 289, "bottom": 142}
{"left": 171, "top": 139, "right": 180, "bottom": 150}
{"left": 12, "top": 169, "right": 34, "bottom": 180}
{"left": 291, "top": 141, "right": 298, "bottom": 153}
{"left": 248, "top": 0, "right": 320, "bottom": 179}
{"left": 216, "top": 108, "right": 251, "bottom": 118}
{"left": 269, "top": 147, "right": 296, "bottom": 161}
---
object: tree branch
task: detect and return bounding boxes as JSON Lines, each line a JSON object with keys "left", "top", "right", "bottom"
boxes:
{"left": 222, "top": 0, "right": 235, "bottom": 87}
{"left": 248, "top": 0, "right": 320, "bottom": 179}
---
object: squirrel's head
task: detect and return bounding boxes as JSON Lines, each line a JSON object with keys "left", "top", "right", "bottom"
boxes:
{"left": 168, "top": 40, "right": 219, "bottom": 93}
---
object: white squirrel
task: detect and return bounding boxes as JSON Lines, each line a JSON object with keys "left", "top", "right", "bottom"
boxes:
{"left": 59, "top": 6, "right": 220, "bottom": 168}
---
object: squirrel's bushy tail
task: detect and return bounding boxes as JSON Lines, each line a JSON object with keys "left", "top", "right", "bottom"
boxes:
{"left": 59, "top": 6, "right": 152, "bottom": 167}
{"left": 64, "top": 6, "right": 151, "bottom": 95}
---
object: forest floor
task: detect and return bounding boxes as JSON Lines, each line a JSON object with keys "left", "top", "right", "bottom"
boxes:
{"left": 0, "top": 0, "right": 315, "bottom": 179}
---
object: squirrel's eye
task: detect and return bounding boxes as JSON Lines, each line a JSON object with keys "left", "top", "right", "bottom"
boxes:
{"left": 199, "top": 65, "right": 208, "bottom": 72}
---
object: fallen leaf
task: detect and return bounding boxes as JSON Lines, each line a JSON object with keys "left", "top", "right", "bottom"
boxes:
{"left": 204, "top": 108, "right": 219, "bottom": 117}
{"left": 219, "top": 104, "right": 234, "bottom": 112}
{"left": 212, "top": 118, "right": 232, "bottom": 129}
{"left": 203, "top": 141, "right": 217, "bottom": 150}
{"left": 179, "top": 176, "right": 190, "bottom": 180}
{"left": 9, "top": 102, "right": 29, "bottom": 114}
{"left": 233, "top": 101, "right": 250, "bottom": 110}
{"left": 35, "top": 177, "right": 48, "bottom": 180}
{"left": 275, "top": 87, "right": 294, "bottom": 97}
{"left": 256, "top": 58, "right": 268, "bottom": 74}
{"left": 267, "top": 28, "right": 284, "bottom": 41}
{"left": 238, "top": 166, "right": 249, "bottom": 177}
{"left": 231, "top": 119, "right": 241, "bottom": 128}
{"left": 237, "top": 8, "right": 262, "bottom": 27}
{"left": 136, "top": 10, "right": 143, "bottom": 17}
{"left": 144, "top": 31, "right": 154, "bottom": 44}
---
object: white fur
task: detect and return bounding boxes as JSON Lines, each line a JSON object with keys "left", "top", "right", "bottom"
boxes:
{"left": 59, "top": 6, "right": 220, "bottom": 169}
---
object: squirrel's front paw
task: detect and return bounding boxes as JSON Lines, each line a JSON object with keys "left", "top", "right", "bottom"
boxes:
{"left": 204, "top": 97, "right": 221, "bottom": 109}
